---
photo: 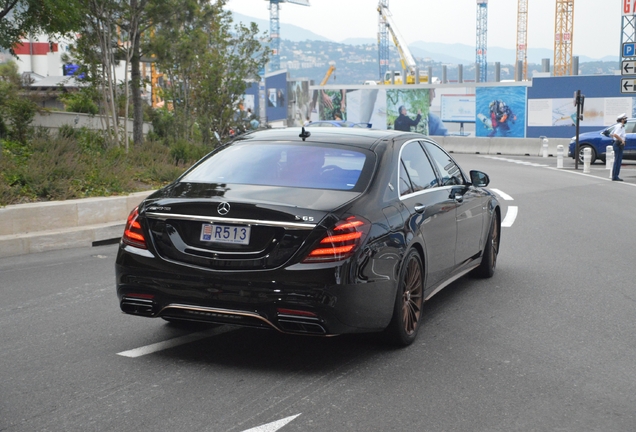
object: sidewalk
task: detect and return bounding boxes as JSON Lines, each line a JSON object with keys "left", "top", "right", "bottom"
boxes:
{"left": 0, "top": 191, "right": 152, "bottom": 259}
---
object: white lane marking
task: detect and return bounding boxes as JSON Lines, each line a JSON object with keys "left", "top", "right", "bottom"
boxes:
{"left": 117, "top": 326, "right": 238, "bottom": 358}
{"left": 241, "top": 414, "right": 302, "bottom": 432}
{"left": 544, "top": 166, "right": 636, "bottom": 187}
{"left": 483, "top": 156, "right": 548, "bottom": 167}
{"left": 490, "top": 188, "right": 514, "bottom": 201}
{"left": 489, "top": 189, "right": 516, "bottom": 227}
{"left": 502, "top": 206, "right": 518, "bottom": 228}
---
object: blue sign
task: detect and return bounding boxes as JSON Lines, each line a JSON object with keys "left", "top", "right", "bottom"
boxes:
{"left": 623, "top": 42, "right": 636, "bottom": 57}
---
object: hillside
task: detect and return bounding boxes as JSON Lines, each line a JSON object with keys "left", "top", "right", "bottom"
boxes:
{"left": 232, "top": 11, "right": 619, "bottom": 85}
{"left": 279, "top": 39, "right": 619, "bottom": 86}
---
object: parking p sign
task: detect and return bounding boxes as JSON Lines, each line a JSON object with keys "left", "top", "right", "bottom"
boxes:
{"left": 624, "top": 42, "right": 636, "bottom": 58}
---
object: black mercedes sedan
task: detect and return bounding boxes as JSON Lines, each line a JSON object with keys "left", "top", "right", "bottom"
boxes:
{"left": 116, "top": 127, "right": 500, "bottom": 346}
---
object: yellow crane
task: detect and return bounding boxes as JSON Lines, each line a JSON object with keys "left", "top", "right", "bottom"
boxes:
{"left": 554, "top": 0, "right": 575, "bottom": 76}
{"left": 320, "top": 63, "right": 336, "bottom": 85}
{"left": 377, "top": 4, "right": 427, "bottom": 84}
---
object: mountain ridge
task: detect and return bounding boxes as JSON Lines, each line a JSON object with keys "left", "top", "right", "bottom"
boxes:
{"left": 232, "top": 12, "right": 618, "bottom": 64}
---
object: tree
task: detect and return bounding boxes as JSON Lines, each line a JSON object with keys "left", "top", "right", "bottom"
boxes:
{"left": 71, "top": 0, "right": 124, "bottom": 148}
{"left": 0, "top": 61, "right": 37, "bottom": 143}
{"left": 151, "top": 0, "right": 268, "bottom": 145}
{"left": 0, "top": 0, "right": 83, "bottom": 51}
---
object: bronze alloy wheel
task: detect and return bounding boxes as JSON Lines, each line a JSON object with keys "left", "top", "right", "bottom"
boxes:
{"left": 474, "top": 213, "right": 500, "bottom": 278}
{"left": 490, "top": 217, "right": 499, "bottom": 271}
{"left": 401, "top": 255, "right": 423, "bottom": 335}
{"left": 386, "top": 249, "right": 424, "bottom": 346}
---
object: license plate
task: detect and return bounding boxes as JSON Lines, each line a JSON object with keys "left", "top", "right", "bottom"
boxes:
{"left": 200, "top": 223, "right": 251, "bottom": 245}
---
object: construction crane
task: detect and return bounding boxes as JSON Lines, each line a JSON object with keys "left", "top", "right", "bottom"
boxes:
{"left": 515, "top": 0, "right": 528, "bottom": 81}
{"left": 266, "top": 0, "right": 310, "bottom": 72}
{"left": 377, "top": 3, "right": 426, "bottom": 84}
{"left": 320, "top": 62, "right": 336, "bottom": 86}
{"left": 553, "top": 0, "right": 574, "bottom": 76}
{"left": 476, "top": 0, "right": 488, "bottom": 82}
{"left": 377, "top": 0, "right": 390, "bottom": 81}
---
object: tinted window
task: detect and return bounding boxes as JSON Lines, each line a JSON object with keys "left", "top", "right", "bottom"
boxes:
{"left": 626, "top": 121, "right": 636, "bottom": 134}
{"left": 181, "top": 143, "right": 369, "bottom": 191}
{"left": 423, "top": 141, "right": 465, "bottom": 186}
{"left": 400, "top": 141, "right": 438, "bottom": 195}
{"left": 399, "top": 161, "right": 414, "bottom": 196}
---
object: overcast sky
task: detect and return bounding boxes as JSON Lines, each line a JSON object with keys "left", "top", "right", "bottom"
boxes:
{"left": 225, "top": 0, "right": 623, "bottom": 59}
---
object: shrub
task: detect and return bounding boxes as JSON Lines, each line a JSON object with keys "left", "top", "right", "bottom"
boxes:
{"left": 0, "top": 131, "right": 210, "bottom": 206}
{"left": 59, "top": 88, "right": 99, "bottom": 115}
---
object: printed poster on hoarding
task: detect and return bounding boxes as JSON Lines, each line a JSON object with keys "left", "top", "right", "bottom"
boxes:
{"left": 475, "top": 86, "right": 526, "bottom": 138}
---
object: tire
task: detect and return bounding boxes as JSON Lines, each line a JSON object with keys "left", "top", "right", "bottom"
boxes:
{"left": 577, "top": 144, "right": 597, "bottom": 164}
{"left": 385, "top": 249, "right": 424, "bottom": 347}
{"left": 473, "top": 213, "right": 500, "bottom": 278}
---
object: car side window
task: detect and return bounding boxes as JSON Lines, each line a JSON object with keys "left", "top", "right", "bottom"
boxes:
{"left": 422, "top": 141, "right": 465, "bottom": 186}
{"left": 626, "top": 121, "right": 635, "bottom": 134}
{"left": 399, "top": 141, "right": 438, "bottom": 196}
{"left": 399, "top": 160, "right": 414, "bottom": 196}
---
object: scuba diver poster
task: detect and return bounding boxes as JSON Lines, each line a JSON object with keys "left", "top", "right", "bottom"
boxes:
{"left": 476, "top": 86, "right": 526, "bottom": 138}
{"left": 386, "top": 89, "right": 429, "bottom": 134}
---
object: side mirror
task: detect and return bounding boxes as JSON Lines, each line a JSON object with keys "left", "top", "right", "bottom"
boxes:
{"left": 470, "top": 170, "right": 490, "bottom": 187}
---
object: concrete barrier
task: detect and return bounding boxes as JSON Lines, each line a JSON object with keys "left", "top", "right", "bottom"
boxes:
{"left": 0, "top": 191, "right": 152, "bottom": 258}
{"left": 437, "top": 136, "right": 572, "bottom": 157}
{"left": 33, "top": 112, "right": 152, "bottom": 137}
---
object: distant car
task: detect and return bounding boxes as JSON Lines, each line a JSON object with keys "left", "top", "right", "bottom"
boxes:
{"left": 568, "top": 119, "right": 636, "bottom": 164}
{"left": 115, "top": 128, "right": 500, "bottom": 346}
{"left": 306, "top": 120, "right": 372, "bottom": 128}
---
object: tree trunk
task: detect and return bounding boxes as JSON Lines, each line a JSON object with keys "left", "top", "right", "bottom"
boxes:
{"left": 130, "top": 0, "right": 144, "bottom": 146}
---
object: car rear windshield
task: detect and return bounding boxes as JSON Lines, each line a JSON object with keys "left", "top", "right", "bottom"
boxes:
{"left": 181, "top": 142, "right": 373, "bottom": 191}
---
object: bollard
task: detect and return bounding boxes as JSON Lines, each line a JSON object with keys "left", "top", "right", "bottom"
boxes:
{"left": 542, "top": 138, "right": 549, "bottom": 158}
{"left": 583, "top": 147, "right": 591, "bottom": 173}
{"left": 556, "top": 145, "right": 564, "bottom": 168}
{"left": 606, "top": 145, "right": 613, "bottom": 170}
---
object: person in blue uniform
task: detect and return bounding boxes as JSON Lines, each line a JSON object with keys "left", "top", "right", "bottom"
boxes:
{"left": 611, "top": 113, "right": 628, "bottom": 181}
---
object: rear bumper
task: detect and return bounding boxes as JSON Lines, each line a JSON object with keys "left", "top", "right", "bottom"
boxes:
{"left": 115, "top": 244, "right": 397, "bottom": 336}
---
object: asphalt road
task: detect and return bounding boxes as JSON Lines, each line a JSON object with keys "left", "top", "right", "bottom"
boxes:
{"left": 2, "top": 154, "right": 636, "bottom": 432}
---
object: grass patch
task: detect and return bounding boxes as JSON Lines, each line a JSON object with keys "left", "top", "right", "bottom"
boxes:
{"left": 0, "top": 128, "right": 211, "bottom": 207}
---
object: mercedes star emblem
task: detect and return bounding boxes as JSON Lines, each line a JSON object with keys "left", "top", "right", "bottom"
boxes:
{"left": 217, "top": 202, "right": 230, "bottom": 215}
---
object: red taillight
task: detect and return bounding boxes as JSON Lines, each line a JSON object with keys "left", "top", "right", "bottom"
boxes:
{"left": 122, "top": 206, "right": 147, "bottom": 249}
{"left": 302, "top": 216, "right": 370, "bottom": 263}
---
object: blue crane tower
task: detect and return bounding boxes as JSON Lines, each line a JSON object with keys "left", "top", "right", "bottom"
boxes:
{"left": 267, "top": 0, "right": 310, "bottom": 72}
{"left": 377, "top": 0, "right": 390, "bottom": 81}
{"left": 476, "top": 0, "right": 488, "bottom": 82}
